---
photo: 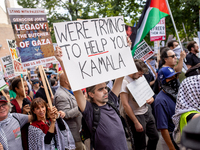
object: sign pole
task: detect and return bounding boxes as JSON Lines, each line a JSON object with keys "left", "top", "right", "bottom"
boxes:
{"left": 20, "top": 74, "right": 26, "bottom": 98}
{"left": 165, "top": 0, "right": 183, "bottom": 52}
{"left": 41, "top": 66, "right": 54, "bottom": 98}
{"left": 38, "top": 65, "right": 53, "bottom": 109}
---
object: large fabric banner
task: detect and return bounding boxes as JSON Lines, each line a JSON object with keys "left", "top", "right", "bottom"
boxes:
{"left": 7, "top": 8, "right": 56, "bottom": 68}
{"left": 53, "top": 16, "right": 137, "bottom": 91}
{"left": 7, "top": 39, "right": 27, "bottom": 74}
{"left": 1, "top": 55, "right": 15, "bottom": 79}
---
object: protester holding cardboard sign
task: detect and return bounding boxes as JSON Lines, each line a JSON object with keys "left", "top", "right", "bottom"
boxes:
{"left": 55, "top": 42, "right": 130, "bottom": 150}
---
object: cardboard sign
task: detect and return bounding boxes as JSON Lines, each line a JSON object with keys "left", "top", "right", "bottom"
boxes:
{"left": 7, "top": 8, "right": 56, "bottom": 68}
{"left": 150, "top": 18, "right": 166, "bottom": 41}
{"left": 127, "top": 76, "right": 154, "bottom": 107}
{"left": 134, "top": 40, "right": 154, "bottom": 61}
{"left": 53, "top": 16, "right": 137, "bottom": 91}
{"left": 1, "top": 55, "right": 15, "bottom": 79}
{"left": 0, "top": 63, "right": 8, "bottom": 91}
{"left": 7, "top": 39, "right": 27, "bottom": 74}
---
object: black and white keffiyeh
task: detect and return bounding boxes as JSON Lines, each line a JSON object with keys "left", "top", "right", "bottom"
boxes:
{"left": 28, "top": 119, "right": 75, "bottom": 150}
{"left": 172, "top": 75, "right": 200, "bottom": 134}
{"left": 0, "top": 113, "right": 12, "bottom": 150}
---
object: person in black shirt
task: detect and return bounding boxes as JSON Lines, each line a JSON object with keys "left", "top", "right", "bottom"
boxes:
{"left": 186, "top": 41, "right": 200, "bottom": 69}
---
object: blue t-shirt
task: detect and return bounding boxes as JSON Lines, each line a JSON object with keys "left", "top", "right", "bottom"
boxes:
{"left": 82, "top": 91, "right": 128, "bottom": 150}
{"left": 154, "top": 90, "right": 176, "bottom": 132}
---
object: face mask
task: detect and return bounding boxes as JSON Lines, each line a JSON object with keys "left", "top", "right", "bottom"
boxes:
{"left": 165, "top": 78, "right": 180, "bottom": 93}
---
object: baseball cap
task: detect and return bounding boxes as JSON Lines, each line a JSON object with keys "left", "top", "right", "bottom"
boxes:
{"left": 158, "top": 67, "right": 181, "bottom": 84}
{"left": 0, "top": 96, "right": 8, "bottom": 103}
{"left": 32, "top": 79, "right": 40, "bottom": 84}
{"left": 181, "top": 116, "right": 200, "bottom": 149}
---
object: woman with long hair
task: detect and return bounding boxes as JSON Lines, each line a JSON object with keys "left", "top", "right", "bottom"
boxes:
{"left": 11, "top": 78, "right": 32, "bottom": 114}
{"left": 28, "top": 98, "right": 75, "bottom": 150}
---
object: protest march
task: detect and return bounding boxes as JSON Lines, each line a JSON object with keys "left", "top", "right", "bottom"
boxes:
{"left": 0, "top": 0, "right": 200, "bottom": 150}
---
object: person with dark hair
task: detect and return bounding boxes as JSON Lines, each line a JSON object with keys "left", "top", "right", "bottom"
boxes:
{"left": 9, "top": 78, "right": 16, "bottom": 99}
{"left": 120, "top": 59, "right": 159, "bottom": 150}
{"left": 185, "top": 41, "right": 200, "bottom": 69}
{"left": 0, "top": 95, "right": 32, "bottom": 150}
{"left": 167, "top": 40, "right": 179, "bottom": 50}
{"left": 28, "top": 98, "right": 75, "bottom": 150}
{"left": 11, "top": 78, "right": 32, "bottom": 114}
{"left": 30, "top": 79, "right": 40, "bottom": 98}
{"left": 34, "top": 72, "right": 55, "bottom": 102}
{"left": 0, "top": 89, "right": 10, "bottom": 100}
{"left": 55, "top": 46, "right": 129, "bottom": 150}
{"left": 154, "top": 67, "right": 181, "bottom": 150}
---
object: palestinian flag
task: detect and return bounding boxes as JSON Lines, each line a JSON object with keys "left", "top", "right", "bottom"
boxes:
{"left": 132, "top": 0, "right": 170, "bottom": 56}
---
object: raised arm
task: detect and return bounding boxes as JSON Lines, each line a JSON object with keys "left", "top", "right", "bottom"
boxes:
{"left": 54, "top": 46, "right": 86, "bottom": 112}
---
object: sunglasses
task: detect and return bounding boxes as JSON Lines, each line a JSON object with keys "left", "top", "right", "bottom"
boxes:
{"left": 34, "top": 82, "right": 39, "bottom": 84}
{"left": 167, "top": 54, "right": 176, "bottom": 58}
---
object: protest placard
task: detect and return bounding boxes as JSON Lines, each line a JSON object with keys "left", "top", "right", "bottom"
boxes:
{"left": 150, "top": 18, "right": 166, "bottom": 41}
{"left": 7, "top": 8, "right": 56, "bottom": 68}
{"left": 127, "top": 76, "right": 154, "bottom": 107}
{"left": 1, "top": 55, "right": 15, "bottom": 79}
{"left": 7, "top": 39, "right": 27, "bottom": 74}
{"left": 133, "top": 40, "right": 154, "bottom": 61}
{"left": 0, "top": 63, "right": 8, "bottom": 91}
{"left": 53, "top": 16, "right": 137, "bottom": 91}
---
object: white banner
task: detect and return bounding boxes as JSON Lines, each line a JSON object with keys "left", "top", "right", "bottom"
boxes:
{"left": 53, "top": 16, "right": 137, "bottom": 91}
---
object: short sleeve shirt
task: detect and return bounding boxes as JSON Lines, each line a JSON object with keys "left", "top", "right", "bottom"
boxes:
{"left": 0, "top": 113, "right": 28, "bottom": 150}
{"left": 154, "top": 91, "right": 176, "bottom": 132}
{"left": 82, "top": 91, "right": 128, "bottom": 150}
{"left": 186, "top": 52, "right": 200, "bottom": 67}
{"left": 120, "top": 76, "right": 148, "bottom": 115}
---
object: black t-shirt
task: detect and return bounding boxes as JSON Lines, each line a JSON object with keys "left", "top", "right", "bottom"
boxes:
{"left": 186, "top": 52, "right": 200, "bottom": 67}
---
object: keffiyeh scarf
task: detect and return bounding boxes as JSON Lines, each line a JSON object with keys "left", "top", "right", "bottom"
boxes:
{"left": 172, "top": 75, "right": 200, "bottom": 135}
{"left": 0, "top": 113, "right": 12, "bottom": 150}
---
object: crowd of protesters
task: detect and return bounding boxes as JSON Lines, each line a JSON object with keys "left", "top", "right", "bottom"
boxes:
{"left": 0, "top": 39, "right": 200, "bottom": 150}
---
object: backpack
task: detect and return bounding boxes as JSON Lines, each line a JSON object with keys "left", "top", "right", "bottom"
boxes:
{"left": 80, "top": 99, "right": 125, "bottom": 150}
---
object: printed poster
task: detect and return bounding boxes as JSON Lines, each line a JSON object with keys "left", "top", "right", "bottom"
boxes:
{"left": 134, "top": 40, "right": 154, "bottom": 61}
{"left": 53, "top": 16, "right": 137, "bottom": 91}
{"left": 0, "top": 63, "right": 8, "bottom": 91}
{"left": 7, "top": 8, "right": 56, "bottom": 68}
{"left": 7, "top": 39, "right": 27, "bottom": 74}
{"left": 1, "top": 55, "right": 15, "bottom": 79}
{"left": 150, "top": 18, "right": 166, "bottom": 41}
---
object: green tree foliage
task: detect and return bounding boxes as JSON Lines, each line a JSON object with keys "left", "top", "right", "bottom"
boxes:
{"left": 17, "top": 0, "right": 200, "bottom": 44}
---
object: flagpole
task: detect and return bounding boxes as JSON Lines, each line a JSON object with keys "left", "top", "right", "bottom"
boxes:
{"left": 165, "top": 0, "right": 183, "bottom": 52}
